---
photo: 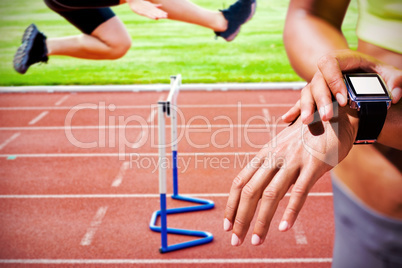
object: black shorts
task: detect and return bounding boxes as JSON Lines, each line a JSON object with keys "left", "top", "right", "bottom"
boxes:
{"left": 44, "top": 0, "right": 121, "bottom": 34}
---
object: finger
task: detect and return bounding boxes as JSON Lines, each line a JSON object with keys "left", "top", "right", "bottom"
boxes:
{"left": 231, "top": 157, "right": 279, "bottom": 246}
{"left": 251, "top": 167, "right": 296, "bottom": 246}
{"left": 224, "top": 153, "right": 265, "bottom": 232}
{"left": 391, "top": 87, "right": 402, "bottom": 104}
{"left": 278, "top": 168, "right": 318, "bottom": 232}
{"left": 310, "top": 72, "right": 334, "bottom": 121}
{"left": 282, "top": 99, "right": 301, "bottom": 123}
{"left": 155, "top": 9, "right": 168, "bottom": 19}
{"left": 153, "top": 13, "right": 168, "bottom": 20}
{"left": 382, "top": 69, "right": 402, "bottom": 104}
{"left": 300, "top": 84, "right": 315, "bottom": 124}
{"left": 317, "top": 54, "right": 348, "bottom": 106}
{"left": 332, "top": 51, "right": 402, "bottom": 105}
{"left": 134, "top": 3, "right": 167, "bottom": 19}
{"left": 149, "top": 7, "right": 167, "bottom": 19}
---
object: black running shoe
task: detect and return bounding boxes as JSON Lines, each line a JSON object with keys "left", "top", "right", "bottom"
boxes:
{"left": 215, "top": 0, "right": 256, "bottom": 42}
{"left": 13, "top": 24, "right": 48, "bottom": 74}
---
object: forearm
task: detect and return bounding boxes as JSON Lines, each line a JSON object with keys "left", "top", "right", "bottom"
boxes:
{"left": 341, "top": 101, "right": 402, "bottom": 150}
{"left": 283, "top": 0, "right": 351, "bottom": 81}
{"left": 378, "top": 101, "right": 402, "bottom": 149}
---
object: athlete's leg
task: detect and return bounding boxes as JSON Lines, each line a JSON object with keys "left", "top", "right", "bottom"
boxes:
{"left": 47, "top": 16, "right": 131, "bottom": 60}
{"left": 13, "top": 1, "right": 132, "bottom": 73}
{"left": 43, "top": 0, "right": 131, "bottom": 60}
{"left": 145, "top": 0, "right": 256, "bottom": 42}
{"left": 147, "top": 0, "right": 227, "bottom": 31}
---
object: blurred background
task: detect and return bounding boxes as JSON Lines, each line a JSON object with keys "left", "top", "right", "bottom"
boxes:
{"left": 0, "top": 0, "right": 358, "bottom": 85}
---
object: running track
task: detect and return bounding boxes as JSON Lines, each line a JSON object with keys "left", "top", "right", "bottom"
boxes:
{"left": 0, "top": 88, "right": 334, "bottom": 267}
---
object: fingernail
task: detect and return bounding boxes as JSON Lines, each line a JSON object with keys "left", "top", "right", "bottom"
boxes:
{"left": 223, "top": 218, "right": 232, "bottom": 231}
{"left": 231, "top": 233, "right": 240, "bottom": 246}
{"left": 301, "top": 111, "right": 309, "bottom": 123}
{"left": 319, "top": 106, "right": 326, "bottom": 120}
{"left": 336, "top": 93, "right": 347, "bottom": 106}
{"left": 281, "top": 113, "right": 287, "bottom": 120}
{"left": 251, "top": 234, "right": 261, "bottom": 245}
{"left": 278, "top": 221, "right": 289, "bottom": 232}
{"left": 392, "top": 87, "right": 401, "bottom": 103}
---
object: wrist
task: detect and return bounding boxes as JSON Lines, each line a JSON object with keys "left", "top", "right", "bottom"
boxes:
{"left": 336, "top": 104, "right": 360, "bottom": 142}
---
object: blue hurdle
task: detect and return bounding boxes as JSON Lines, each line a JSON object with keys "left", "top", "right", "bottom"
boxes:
{"left": 149, "top": 75, "right": 215, "bottom": 253}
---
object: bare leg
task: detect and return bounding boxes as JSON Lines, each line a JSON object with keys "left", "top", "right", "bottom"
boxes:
{"left": 147, "top": 0, "right": 228, "bottom": 32}
{"left": 47, "top": 16, "right": 131, "bottom": 59}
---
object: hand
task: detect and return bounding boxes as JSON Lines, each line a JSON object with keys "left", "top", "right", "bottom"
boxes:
{"left": 127, "top": 0, "right": 168, "bottom": 20}
{"left": 282, "top": 50, "right": 402, "bottom": 124}
{"left": 224, "top": 105, "right": 358, "bottom": 246}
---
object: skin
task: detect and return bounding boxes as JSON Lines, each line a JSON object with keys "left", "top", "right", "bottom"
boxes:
{"left": 225, "top": 99, "right": 402, "bottom": 246}
{"left": 224, "top": 104, "right": 359, "bottom": 246}
{"left": 47, "top": 0, "right": 228, "bottom": 59}
{"left": 282, "top": 0, "right": 402, "bottom": 123}
{"left": 224, "top": 0, "right": 402, "bottom": 247}
{"left": 282, "top": 50, "right": 402, "bottom": 125}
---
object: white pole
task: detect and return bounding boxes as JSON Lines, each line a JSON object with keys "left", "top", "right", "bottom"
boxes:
{"left": 157, "top": 103, "right": 167, "bottom": 195}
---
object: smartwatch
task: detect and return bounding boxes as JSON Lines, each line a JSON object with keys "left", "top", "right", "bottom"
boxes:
{"left": 343, "top": 73, "right": 392, "bottom": 144}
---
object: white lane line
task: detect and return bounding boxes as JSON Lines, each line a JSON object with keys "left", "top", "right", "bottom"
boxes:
{"left": 262, "top": 108, "right": 271, "bottom": 123}
{"left": 0, "top": 81, "right": 306, "bottom": 93}
{"left": 133, "top": 93, "right": 158, "bottom": 149}
{"left": 146, "top": 108, "right": 156, "bottom": 123}
{"left": 258, "top": 95, "right": 266, "bottom": 104}
{"left": 132, "top": 91, "right": 163, "bottom": 147}
{"left": 0, "top": 124, "right": 288, "bottom": 131}
{"left": 0, "top": 81, "right": 307, "bottom": 93}
{"left": 131, "top": 128, "right": 147, "bottom": 149}
{"left": 80, "top": 206, "right": 108, "bottom": 246}
{"left": 0, "top": 194, "right": 161, "bottom": 199}
{"left": 0, "top": 258, "right": 332, "bottom": 264}
{"left": 111, "top": 161, "right": 129, "bottom": 187}
{"left": 0, "top": 152, "right": 257, "bottom": 158}
{"left": 258, "top": 94, "right": 270, "bottom": 123}
{"left": 146, "top": 94, "right": 164, "bottom": 124}
{"left": 0, "top": 104, "right": 293, "bottom": 111}
{"left": 0, "top": 193, "right": 333, "bottom": 199}
{"left": 28, "top": 111, "right": 48, "bottom": 125}
{"left": 292, "top": 222, "right": 308, "bottom": 245}
{"left": 54, "top": 95, "right": 69, "bottom": 106}
{"left": 0, "top": 133, "right": 21, "bottom": 150}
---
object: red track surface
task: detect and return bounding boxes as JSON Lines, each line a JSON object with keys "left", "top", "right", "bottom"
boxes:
{"left": 0, "top": 90, "right": 334, "bottom": 267}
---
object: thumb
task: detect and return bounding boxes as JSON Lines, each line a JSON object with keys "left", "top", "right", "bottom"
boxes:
{"left": 375, "top": 66, "right": 402, "bottom": 104}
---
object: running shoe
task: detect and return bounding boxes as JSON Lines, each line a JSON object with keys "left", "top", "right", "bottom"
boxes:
{"left": 215, "top": 0, "right": 256, "bottom": 42}
{"left": 13, "top": 24, "right": 48, "bottom": 74}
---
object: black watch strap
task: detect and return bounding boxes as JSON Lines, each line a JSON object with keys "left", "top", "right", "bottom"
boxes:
{"left": 355, "top": 102, "right": 388, "bottom": 144}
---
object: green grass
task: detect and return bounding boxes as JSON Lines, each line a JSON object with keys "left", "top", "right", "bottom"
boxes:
{"left": 0, "top": 0, "right": 358, "bottom": 85}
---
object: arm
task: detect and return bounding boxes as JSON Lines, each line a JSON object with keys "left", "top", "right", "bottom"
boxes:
{"left": 224, "top": 95, "right": 402, "bottom": 247}
{"left": 378, "top": 100, "right": 402, "bottom": 149}
{"left": 284, "top": 0, "right": 351, "bottom": 81}
{"left": 282, "top": 50, "right": 402, "bottom": 126}
{"left": 284, "top": 1, "right": 402, "bottom": 123}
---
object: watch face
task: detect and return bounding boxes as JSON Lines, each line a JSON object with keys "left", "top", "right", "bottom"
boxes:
{"left": 345, "top": 74, "right": 390, "bottom": 97}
